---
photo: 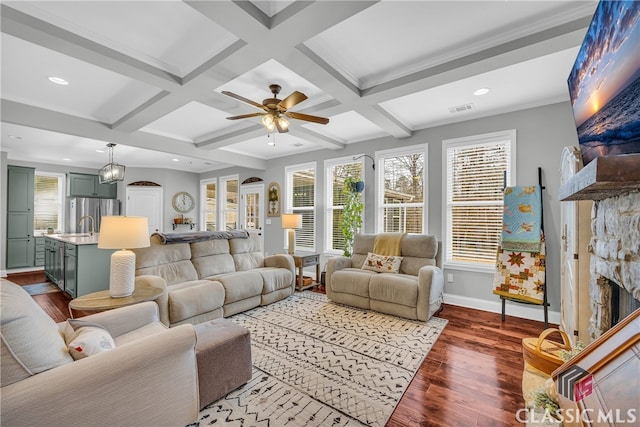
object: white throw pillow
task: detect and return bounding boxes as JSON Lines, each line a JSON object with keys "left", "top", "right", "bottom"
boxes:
{"left": 361, "top": 252, "right": 403, "bottom": 274}
{"left": 64, "top": 320, "right": 115, "bottom": 360}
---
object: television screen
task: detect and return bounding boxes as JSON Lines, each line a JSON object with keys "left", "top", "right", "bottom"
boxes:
{"left": 567, "top": 0, "right": 640, "bottom": 166}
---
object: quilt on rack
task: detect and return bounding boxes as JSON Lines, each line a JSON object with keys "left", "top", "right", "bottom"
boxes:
{"left": 492, "top": 231, "right": 546, "bottom": 304}
{"left": 500, "top": 185, "right": 542, "bottom": 253}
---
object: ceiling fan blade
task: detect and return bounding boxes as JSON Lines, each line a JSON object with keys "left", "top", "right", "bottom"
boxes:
{"left": 226, "top": 113, "right": 264, "bottom": 120}
{"left": 285, "top": 111, "right": 329, "bottom": 125}
{"left": 221, "top": 91, "right": 268, "bottom": 111}
{"left": 277, "top": 91, "right": 307, "bottom": 112}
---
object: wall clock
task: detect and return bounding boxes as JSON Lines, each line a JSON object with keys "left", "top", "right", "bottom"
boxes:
{"left": 172, "top": 191, "right": 194, "bottom": 213}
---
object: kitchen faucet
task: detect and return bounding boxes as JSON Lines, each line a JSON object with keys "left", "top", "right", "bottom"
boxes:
{"left": 79, "top": 215, "right": 95, "bottom": 235}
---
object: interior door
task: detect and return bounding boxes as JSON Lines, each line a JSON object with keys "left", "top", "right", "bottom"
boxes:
{"left": 240, "top": 183, "right": 264, "bottom": 250}
{"left": 126, "top": 186, "right": 163, "bottom": 234}
{"left": 560, "top": 146, "right": 583, "bottom": 345}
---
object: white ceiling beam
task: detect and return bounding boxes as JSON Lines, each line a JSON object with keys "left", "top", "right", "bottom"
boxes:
{"left": 1, "top": 99, "right": 266, "bottom": 170}
{"left": 361, "top": 16, "right": 593, "bottom": 104}
{"left": 0, "top": 5, "right": 181, "bottom": 91}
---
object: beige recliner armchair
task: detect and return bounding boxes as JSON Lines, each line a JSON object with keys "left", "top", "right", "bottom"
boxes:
{"left": 0, "top": 278, "right": 200, "bottom": 427}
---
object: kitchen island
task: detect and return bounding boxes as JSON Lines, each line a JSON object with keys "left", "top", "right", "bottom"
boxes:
{"left": 43, "top": 233, "right": 115, "bottom": 298}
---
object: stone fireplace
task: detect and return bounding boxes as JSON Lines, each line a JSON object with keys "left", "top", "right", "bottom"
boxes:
{"left": 588, "top": 191, "right": 640, "bottom": 338}
{"left": 560, "top": 154, "right": 640, "bottom": 341}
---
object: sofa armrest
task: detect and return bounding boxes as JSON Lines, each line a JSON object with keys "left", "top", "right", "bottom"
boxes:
{"left": 326, "top": 256, "right": 352, "bottom": 298}
{"left": 265, "top": 254, "right": 296, "bottom": 288}
{"left": 74, "top": 301, "right": 160, "bottom": 337}
{"left": 1, "top": 324, "right": 199, "bottom": 427}
{"left": 135, "top": 274, "right": 170, "bottom": 326}
{"left": 417, "top": 265, "right": 444, "bottom": 321}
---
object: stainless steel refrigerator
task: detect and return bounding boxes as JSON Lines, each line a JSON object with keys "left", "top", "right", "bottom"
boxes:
{"left": 66, "top": 198, "right": 121, "bottom": 233}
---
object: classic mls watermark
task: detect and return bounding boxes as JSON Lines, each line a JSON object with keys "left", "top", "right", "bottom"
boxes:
{"left": 516, "top": 407, "right": 638, "bottom": 424}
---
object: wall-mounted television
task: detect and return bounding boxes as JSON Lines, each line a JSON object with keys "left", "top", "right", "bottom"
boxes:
{"left": 567, "top": 0, "right": 640, "bottom": 166}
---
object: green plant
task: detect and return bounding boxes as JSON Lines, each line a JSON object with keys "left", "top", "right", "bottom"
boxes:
{"left": 341, "top": 176, "right": 364, "bottom": 257}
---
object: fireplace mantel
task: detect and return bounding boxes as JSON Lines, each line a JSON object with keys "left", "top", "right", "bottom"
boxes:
{"left": 559, "top": 153, "right": 640, "bottom": 201}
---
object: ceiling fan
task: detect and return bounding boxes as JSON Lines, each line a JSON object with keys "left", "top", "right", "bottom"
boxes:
{"left": 222, "top": 84, "right": 329, "bottom": 133}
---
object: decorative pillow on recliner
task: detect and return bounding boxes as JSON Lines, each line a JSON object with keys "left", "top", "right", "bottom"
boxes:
{"left": 361, "top": 252, "right": 403, "bottom": 274}
{"left": 64, "top": 320, "right": 115, "bottom": 360}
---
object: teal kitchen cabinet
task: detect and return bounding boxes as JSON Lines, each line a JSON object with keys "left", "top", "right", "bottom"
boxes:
{"left": 6, "top": 166, "right": 35, "bottom": 268}
{"left": 44, "top": 237, "right": 65, "bottom": 288}
{"left": 63, "top": 242, "right": 114, "bottom": 298}
{"left": 66, "top": 173, "right": 117, "bottom": 199}
{"left": 34, "top": 237, "right": 45, "bottom": 267}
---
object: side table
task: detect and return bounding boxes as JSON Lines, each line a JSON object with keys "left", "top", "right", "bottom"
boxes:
{"left": 290, "top": 251, "right": 321, "bottom": 291}
{"left": 68, "top": 282, "right": 163, "bottom": 318}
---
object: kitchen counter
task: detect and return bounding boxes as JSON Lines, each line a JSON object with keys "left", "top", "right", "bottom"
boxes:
{"left": 44, "top": 233, "right": 100, "bottom": 245}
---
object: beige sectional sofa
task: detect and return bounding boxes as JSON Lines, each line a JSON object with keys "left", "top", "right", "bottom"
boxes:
{"left": 133, "top": 232, "right": 295, "bottom": 327}
{"left": 326, "top": 233, "right": 444, "bottom": 321}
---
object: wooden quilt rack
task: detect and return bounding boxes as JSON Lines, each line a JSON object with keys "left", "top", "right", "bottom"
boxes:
{"left": 500, "top": 167, "right": 549, "bottom": 328}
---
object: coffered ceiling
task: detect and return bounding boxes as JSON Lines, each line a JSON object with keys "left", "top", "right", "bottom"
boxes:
{"left": 1, "top": 1, "right": 598, "bottom": 173}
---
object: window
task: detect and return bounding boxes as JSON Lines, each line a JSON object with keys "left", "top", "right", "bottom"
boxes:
{"left": 443, "top": 130, "right": 516, "bottom": 271}
{"left": 200, "top": 178, "right": 216, "bottom": 231}
{"left": 375, "top": 145, "right": 427, "bottom": 234}
{"left": 34, "top": 172, "right": 64, "bottom": 233}
{"left": 285, "top": 162, "right": 316, "bottom": 251}
{"left": 220, "top": 175, "right": 238, "bottom": 230}
{"left": 325, "top": 156, "right": 364, "bottom": 253}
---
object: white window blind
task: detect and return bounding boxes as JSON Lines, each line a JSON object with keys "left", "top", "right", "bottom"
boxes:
{"left": 34, "top": 172, "right": 63, "bottom": 232}
{"left": 200, "top": 179, "right": 216, "bottom": 231}
{"left": 221, "top": 176, "right": 238, "bottom": 230}
{"left": 376, "top": 145, "right": 427, "bottom": 234}
{"left": 325, "top": 157, "right": 363, "bottom": 253}
{"left": 286, "top": 163, "right": 316, "bottom": 250}
{"left": 444, "top": 131, "right": 515, "bottom": 269}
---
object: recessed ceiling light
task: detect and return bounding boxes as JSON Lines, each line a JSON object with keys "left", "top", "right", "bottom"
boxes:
{"left": 95, "top": 149, "right": 105, "bottom": 153}
{"left": 48, "top": 76, "right": 69, "bottom": 85}
{"left": 63, "top": 158, "right": 72, "bottom": 161}
{"left": 8, "top": 134, "right": 22, "bottom": 140}
{"left": 172, "top": 158, "right": 180, "bottom": 162}
{"left": 473, "top": 87, "right": 490, "bottom": 96}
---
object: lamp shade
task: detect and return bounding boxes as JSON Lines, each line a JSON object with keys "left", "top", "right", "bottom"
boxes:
{"left": 98, "top": 216, "right": 150, "bottom": 249}
{"left": 281, "top": 213, "right": 302, "bottom": 229}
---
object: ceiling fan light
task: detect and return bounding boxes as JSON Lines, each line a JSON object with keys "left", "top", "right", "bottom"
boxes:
{"left": 261, "top": 114, "right": 276, "bottom": 131}
{"left": 277, "top": 116, "right": 289, "bottom": 130}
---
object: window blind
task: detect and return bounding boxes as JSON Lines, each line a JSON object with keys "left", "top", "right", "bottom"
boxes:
{"left": 446, "top": 139, "right": 511, "bottom": 266}
{"left": 289, "top": 167, "right": 315, "bottom": 250}
{"left": 326, "top": 160, "right": 363, "bottom": 252}
{"left": 205, "top": 182, "right": 216, "bottom": 231}
{"left": 34, "top": 174, "right": 61, "bottom": 231}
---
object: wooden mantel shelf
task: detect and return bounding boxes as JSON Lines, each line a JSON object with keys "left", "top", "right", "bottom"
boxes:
{"left": 559, "top": 154, "right": 640, "bottom": 201}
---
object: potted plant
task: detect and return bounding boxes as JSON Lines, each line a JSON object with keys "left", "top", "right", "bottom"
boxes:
{"left": 341, "top": 176, "right": 364, "bottom": 257}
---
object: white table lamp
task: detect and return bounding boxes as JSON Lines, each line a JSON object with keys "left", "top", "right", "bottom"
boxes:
{"left": 98, "top": 216, "right": 150, "bottom": 298}
{"left": 282, "top": 213, "right": 302, "bottom": 255}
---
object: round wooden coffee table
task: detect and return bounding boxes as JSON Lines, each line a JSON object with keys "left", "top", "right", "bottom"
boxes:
{"left": 68, "top": 282, "right": 162, "bottom": 318}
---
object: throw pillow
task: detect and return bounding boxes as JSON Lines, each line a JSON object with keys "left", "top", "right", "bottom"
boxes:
{"left": 64, "top": 320, "right": 115, "bottom": 360}
{"left": 361, "top": 252, "right": 403, "bottom": 274}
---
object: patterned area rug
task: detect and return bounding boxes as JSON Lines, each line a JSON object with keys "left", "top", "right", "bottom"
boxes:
{"left": 190, "top": 292, "right": 447, "bottom": 427}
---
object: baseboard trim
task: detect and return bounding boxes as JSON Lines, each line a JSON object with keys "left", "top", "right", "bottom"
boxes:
{"left": 443, "top": 293, "right": 561, "bottom": 325}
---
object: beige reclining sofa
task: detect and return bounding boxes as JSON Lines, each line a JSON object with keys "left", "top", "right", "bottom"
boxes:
{"left": 326, "top": 233, "right": 444, "bottom": 321}
{"left": 1, "top": 278, "right": 200, "bottom": 426}
{"left": 133, "top": 231, "right": 295, "bottom": 327}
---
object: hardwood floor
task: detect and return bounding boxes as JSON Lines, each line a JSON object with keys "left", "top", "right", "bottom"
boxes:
{"left": 8, "top": 271, "right": 549, "bottom": 427}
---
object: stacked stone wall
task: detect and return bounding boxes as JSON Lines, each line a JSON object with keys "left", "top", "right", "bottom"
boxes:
{"left": 588, "top": 190, "right": 640, "bottom": 338}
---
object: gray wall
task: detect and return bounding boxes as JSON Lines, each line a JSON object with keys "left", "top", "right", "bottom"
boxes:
{"left": 2, "top": 101, "right": 580, "bottom": 318}
{"left": 201, "top": 101, "right": 579, "bottom": 316}
{"left": 120, "top": 167, "right": 200, "bottom": 233}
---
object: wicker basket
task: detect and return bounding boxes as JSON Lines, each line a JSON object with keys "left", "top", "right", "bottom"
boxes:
{"left": 522, "top": 328, "right": 572, "bottom": 375}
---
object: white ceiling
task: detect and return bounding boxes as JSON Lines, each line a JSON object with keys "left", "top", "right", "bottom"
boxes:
{"left": 0, "top": 0, "right": 598, "bottom": 173}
